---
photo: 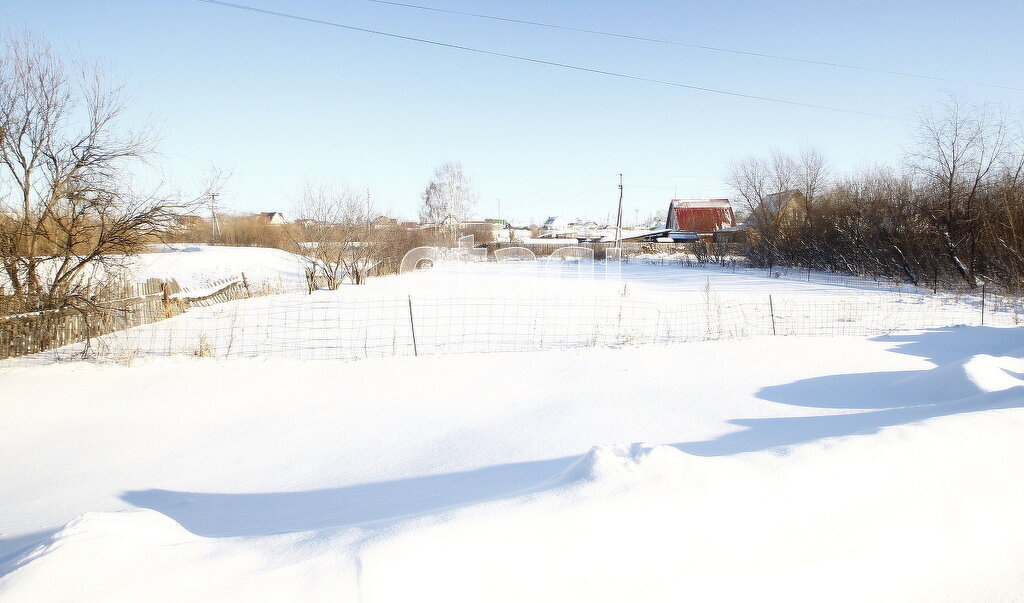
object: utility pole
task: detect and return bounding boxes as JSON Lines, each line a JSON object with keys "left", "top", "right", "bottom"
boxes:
{"left": 366, "top": 189, "right": 372, "bottom": 243}
{"left": 497, "top": 198, "right": 504, "bottom": 241}
{"left": 615, "top": 174, "right": 624, "bottom": 248}
{"left": 209, "top": 192, "right": 220, "bottom": 243}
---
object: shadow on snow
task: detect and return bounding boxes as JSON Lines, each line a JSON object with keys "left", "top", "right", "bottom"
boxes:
{"left": 64, "top": 326, "right": 1024, "bottom": 544}
{"left": 678, "top": 325, "right": 1024, "bottom": 455}
{"left": 120, "top": 456, "right": 576, "bottom": 539}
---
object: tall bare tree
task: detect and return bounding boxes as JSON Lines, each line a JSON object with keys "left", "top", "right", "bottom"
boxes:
{"left": 726, "top": 155, "right": 770, "bottom": 217}
{"left": 990, "top": 126, "right": 1024, "bottom": 289}
{"left": 0, "top": 33, "right": 202, "bottom": 309}
{"left": 727, "top": 150, "right": 806, "bottom": 267}
{"left": 797, "top": 146, "right": 830, "bottom": 227}
{"left": 768, "top": 149, "right": 798, "bottom": 195}
{"left": 909, "top": 96, "right": 1009, "bottom": 288}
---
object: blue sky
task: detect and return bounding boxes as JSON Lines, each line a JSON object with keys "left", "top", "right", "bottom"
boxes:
{"left": 3, "top": 0, "right": 1022, "bottom": 224}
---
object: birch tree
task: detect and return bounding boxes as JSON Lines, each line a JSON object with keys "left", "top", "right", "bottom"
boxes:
{"left": 419, "top": 161, "right": 477, "bottom": 238}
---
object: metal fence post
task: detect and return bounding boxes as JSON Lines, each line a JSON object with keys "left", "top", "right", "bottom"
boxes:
{"left": 408, "top": 295, "right": 419, "bottom": 356}
{"left": 981, "top": 283, "right": 986, "bottom": 326}
{"left": 769, "top": 295, "right": 777, "bottom": 336}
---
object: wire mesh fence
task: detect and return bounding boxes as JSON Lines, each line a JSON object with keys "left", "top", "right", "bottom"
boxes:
{"left": 5, "top": 285, "right": 1019, "bottom": 367}
{"left": 623, "top": 256, "right": 911, "bottom": 292}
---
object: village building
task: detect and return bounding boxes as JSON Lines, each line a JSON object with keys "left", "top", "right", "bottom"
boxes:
{"left": 371, "top": 216, "right": 399, "bottom": 228}
{"left": 460, "top": 217, "right": 505, "bottom": 242}
{"left": 258, "top": 212, "right": 286, "bottom": 225}
{"left": 666, "top": 199, "right": 737, "bottom": 234}
{"left": 714, "top": 190, "right": 809, "bottom": 243}
{"left": 174, "top": 214, "right": 206, "bottom": 228}
{"left": 542, "top": 216, "right": 569, "bottom": 232}
{"left": 745, "top": 189, "right": 808, "bottom": 229}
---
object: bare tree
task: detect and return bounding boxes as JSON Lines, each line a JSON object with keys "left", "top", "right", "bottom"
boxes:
{"left": 727, "top": 151, "right": 801, "bottom": 268}
{"left": 909, "top": 96, "right": 1009, "bottom": 288}
{"left": 989, "top": 126, "right": 1024, "bottom": 290}
{"left": 721, "top": 103, "right": 1024, "bottom": 291}
{"left": 420, "top": 161, "right": 477, "bottom": 240}
{"left": 797, "top": 146, "right": 830, "bottom": 227}
{"left": 726, "top": 155, "right": 770, "bottom": 217}
{"left": 768, "top": 149, "right": 798, "bottom": 195}
{"left": 293, "top": 184, "right": 390, "bottom": 290}
{"left": 0, "top": 33, "right": 202, "bottom": 310}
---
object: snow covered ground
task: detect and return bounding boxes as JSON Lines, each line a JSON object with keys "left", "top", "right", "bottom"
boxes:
{"left": 2, "top": 247, "right": 1023, "bottom": 601}
{"left": 10, "top": 243, "right": 1019, "bottom": 367}
{"left": 133, "top": 244, "right": 309, "bottom": 292}
{"left": 128, "top": 244, "right": 914, "bottom": 297}
{"left": 2, "top": 332, "right": 1023, "bottom": 601}
{"left": 10, "top": 253, "right": 1014, "bottom": 365}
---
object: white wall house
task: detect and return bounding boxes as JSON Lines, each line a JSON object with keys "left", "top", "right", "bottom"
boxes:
{"left": 543, "top": 216, "right": 568, "bottom": 231}
{"left": 260, "top": 212, "right": 286, "bottom": 225}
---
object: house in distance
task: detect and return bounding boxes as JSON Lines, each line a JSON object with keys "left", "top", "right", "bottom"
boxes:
{"left": 258, "top": 212, "right": 286, "bottom": 225}
{"left": 665, "top": 199, "right": 737, "bottom": 241}
{"left": 745, "top": 190, "right": 808, "bottom": 230}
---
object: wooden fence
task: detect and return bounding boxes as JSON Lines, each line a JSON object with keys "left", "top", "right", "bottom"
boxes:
{"left": 0, "top": 276, "right": 249, "bottom": 361}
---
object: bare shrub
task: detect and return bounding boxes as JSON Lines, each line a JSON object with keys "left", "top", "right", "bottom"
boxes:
{"left": 194, "top": 334, "right": 213, "bottom": 357}
{"left": 218, "top": 214, "right": 293, "bottom": 249}
{"left": 292, "top": 184, "right": 395, "bottom": 290}
{"left": 727, "top": 102, "right": 1024, "bottom": 293}
{"left": 690, "top": 240, "right": 711, "bottom": 265}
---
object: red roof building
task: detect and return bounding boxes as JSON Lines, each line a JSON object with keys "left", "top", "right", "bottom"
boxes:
{"left": 666, "top": 199, "right": 736, "bottom": 233}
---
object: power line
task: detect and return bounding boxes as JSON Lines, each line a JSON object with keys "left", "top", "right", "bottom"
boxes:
{"left": 502, "top": 186, "right": 615, "bottom": 209}
{"left": 500, "top": 176, "right": 610, "bottom": 200}
{"left": 193, "top": 0, "right": 910, "bottom": 121}
{"left": 622, "top": 173, "right": 704, "bottom": 179}
{"left": 364, "top": 0, "right": 1024, "bottom": 94}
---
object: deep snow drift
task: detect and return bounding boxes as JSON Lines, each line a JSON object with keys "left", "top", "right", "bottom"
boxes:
{"left": 2, "top": 326, "right": 1023, "bottom": 601}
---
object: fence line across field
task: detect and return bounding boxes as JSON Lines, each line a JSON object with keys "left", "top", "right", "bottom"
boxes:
{"left": 0, "top": 276, "right": 250, "bottom": 361}
{"left": 623, "top": 256, "right": 915, "bottom": 293}
{"left": 7, "top": 286, "right": 1018, "bottom": 366}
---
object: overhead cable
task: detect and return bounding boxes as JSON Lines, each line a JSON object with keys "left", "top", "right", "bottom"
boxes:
{"left": 194, "top": 0, "right": 911, "bottom": 121}
{"left": 364, "top": 0, "right": 1024, "bottom": 93}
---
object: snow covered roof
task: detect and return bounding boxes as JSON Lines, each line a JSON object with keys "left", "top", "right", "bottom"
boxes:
{"left": 543, "top": 216, "right": 568, "bottom": 229}
{"left": 669, "top": 199, "right": 732, "bottom": 209}
{"left": 666, "top": 199, "right": 736, "bottom": 232}
{"left": 258, "top": 212, "right": 286, "bottom": 224}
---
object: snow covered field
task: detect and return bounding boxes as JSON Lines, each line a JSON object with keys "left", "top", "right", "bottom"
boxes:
{"left": 8, "top": 245, "right": 1018, "bottom": 366}
{"left": 2, "top": 247, "right": 1023, "bottom": 601}
{"left": 133, "top": 244, "right": 309, "bottom": 292}
{"left": 126, "top": 244, "right": 919, "bottom": 297}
